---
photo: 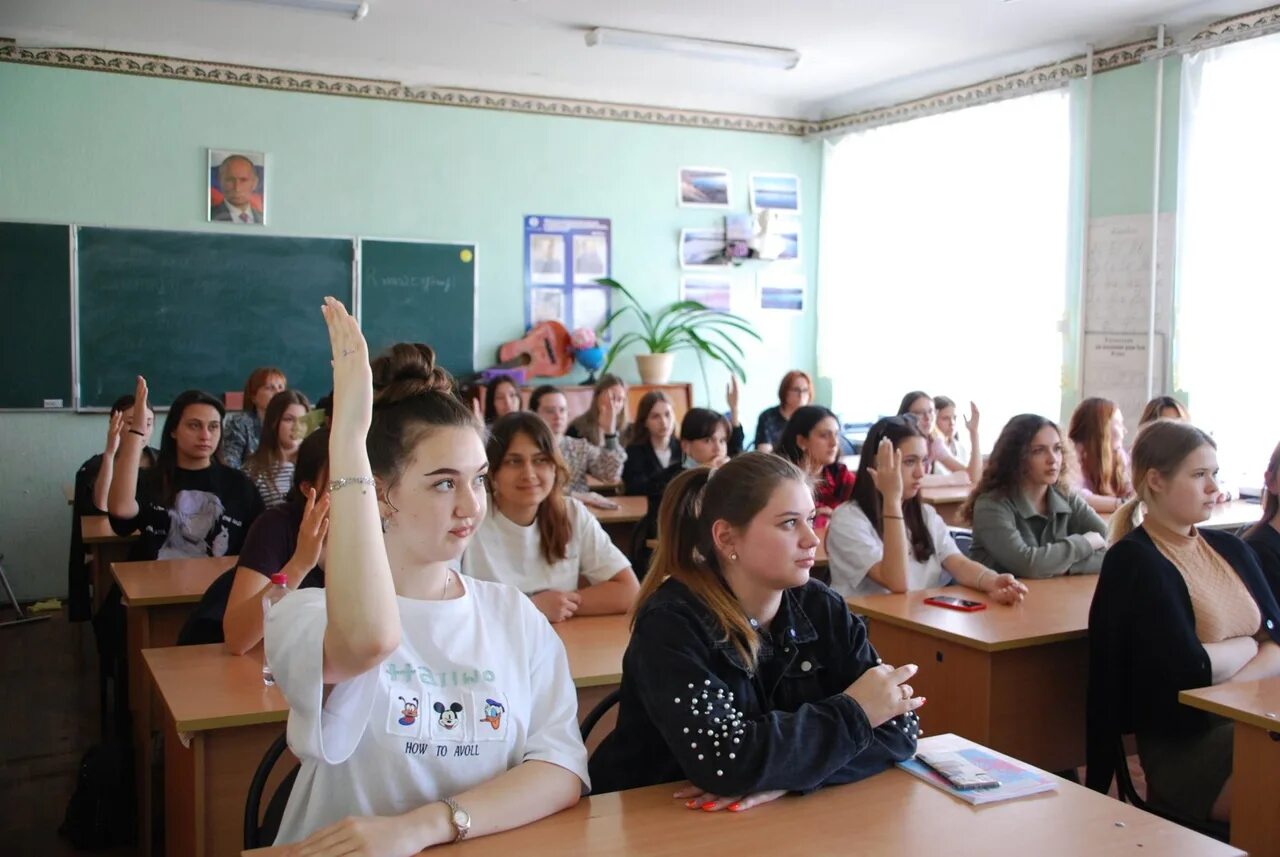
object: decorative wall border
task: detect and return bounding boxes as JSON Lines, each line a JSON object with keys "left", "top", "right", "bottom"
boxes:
{"left": 3, "top": 4, "right": 1277, "bottom": 138}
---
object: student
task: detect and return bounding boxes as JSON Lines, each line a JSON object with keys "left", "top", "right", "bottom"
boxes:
{"left": 1139, "top": 395, "right": 1191, "bottom": 425}
{"left": 265, "top": 302, "right": 588, "bottom": 849}
{"left": 588, "top": 453, "right": 921, "bottom": 802}
{"left": 827, "top": 417, "right": 1027, "bottom": 603}
{"left": 622, "top": 391, "right": 681, "bottom": 497}
{"left": 1245, "top": 440, "right": 1280, "bottom": 586}
{"left": 1087, "top": 420, "right": 1280, "bottom": 825}
{"left": 222, "top": 428, "right": 330, "bottom": 654}
{"left": 67, "top": 394, "right": 158, "bottom": 621}
{"left": 964, "top": 414, "right": 1107, "bottom": 578}
{"left": 108, "top": 378, "right": 264, "bottom": 561}
{"left": 462, "top": 412, "right": 639, "bottom": 622}
{"left": 242, "top": 389, "right": 311, "bottom": 509}
{"left": 777, "top": 405, "right": 854, "bottom": 527}
{"left": 221, "top": 366, "right": 287, "bottom": 468}
{"left": 753, "top": 369, "right": 812, "bottom": 453}
{"left": 1068, "top": 397, "right": 1133, "bottom": 515}
{"left": 681, "top": 406, "right": 745, "bottom": 469}
{"left": 567, "top": 373, "right": 631, "bottom": 447}
{"left": 484, "top": 376, "right": 523, "bottom": 424}
{"left": 529, "top": 384, "right": 625, "bottom": 495}
{"left": 897, "top": 391, "right": 982, "bottom": 484}
{"left": 933, "top": 396, "right": 969, "bottom": 466}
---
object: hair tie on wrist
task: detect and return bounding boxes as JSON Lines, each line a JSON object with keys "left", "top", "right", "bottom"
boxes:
{"left": 127, "top": 429, "right": 146, "bottom": 437}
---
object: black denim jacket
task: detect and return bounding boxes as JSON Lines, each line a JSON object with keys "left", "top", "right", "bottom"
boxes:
{"left": 589, "top": 578, "right": 917, "bottom": 796}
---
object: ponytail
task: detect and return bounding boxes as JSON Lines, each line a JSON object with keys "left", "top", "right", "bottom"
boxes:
{"left": 1108, "top": 496, "right": 1144, "bottom": 544}
{"left": 1112, "top": 419, "right": 1217, "bottom": 544}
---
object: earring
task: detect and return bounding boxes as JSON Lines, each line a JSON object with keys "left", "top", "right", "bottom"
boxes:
{"left": 380, "top": 515, "right": 391, "bottom": 533}
{"left": 730, "top": 552, "right": 739, "bottom": 562}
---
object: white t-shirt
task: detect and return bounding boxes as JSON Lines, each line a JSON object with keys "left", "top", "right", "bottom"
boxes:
{"left": 826, "top": 501, "right": 962, "bottom": 598}
{"left": 265, "top": 579, "right": 589, "bottom": 845}
{"left": 461, "top": 497, "right": 628, "bottom": 593}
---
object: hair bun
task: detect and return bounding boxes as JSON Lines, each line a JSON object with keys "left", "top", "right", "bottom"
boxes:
{"left": 371, "top": 343, "right": 455, "bottom": 406}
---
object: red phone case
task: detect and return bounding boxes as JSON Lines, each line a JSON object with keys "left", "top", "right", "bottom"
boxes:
{"left": 923, "top": 596, "right": 987, "bottom": 612}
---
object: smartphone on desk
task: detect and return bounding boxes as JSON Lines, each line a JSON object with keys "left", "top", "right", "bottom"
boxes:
{"left": 916, "top": 750, "right": 1001, "bottom": 790}
{"left": 922, "top": 595, "right": 987, "bottom": 612}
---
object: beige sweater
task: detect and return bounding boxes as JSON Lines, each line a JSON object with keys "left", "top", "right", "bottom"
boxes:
{"left": 1145, "top": 515, "right": 1260, "bottom": 643}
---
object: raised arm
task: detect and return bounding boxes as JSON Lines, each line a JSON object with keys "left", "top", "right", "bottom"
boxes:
{"left": 106, "top": 377, "right": 148, "bottom": 520}
{"left": 92, "top": 410, "right": 125, "bottom": 512}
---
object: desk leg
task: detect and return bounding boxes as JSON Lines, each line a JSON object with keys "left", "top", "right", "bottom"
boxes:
{"left": 1230, "top": 724, "right": 1280, "bottom": 857}
{"left": 126, "top": 605, "right": 155, "bottom": 857}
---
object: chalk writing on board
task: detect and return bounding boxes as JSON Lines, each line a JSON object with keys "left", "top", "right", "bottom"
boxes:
{"left": 1085, "top": 213, "right": 1175, "bottom": 335}
{"left": 365, "top": 269, "right": 454, "bottom": 293}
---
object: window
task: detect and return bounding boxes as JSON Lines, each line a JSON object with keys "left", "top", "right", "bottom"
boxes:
{"left": 1175, "top": 33, "right": 1280, "bottom": 490}
{"left": 818, "top": 90, "right": 1072, "bottom": 446}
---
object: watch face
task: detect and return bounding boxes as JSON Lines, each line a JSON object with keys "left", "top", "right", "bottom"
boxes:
{"left": 453, "top": 808, "right": 470, "bottom": 827}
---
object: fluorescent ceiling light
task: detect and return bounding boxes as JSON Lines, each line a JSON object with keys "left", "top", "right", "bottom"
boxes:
{"left": 225, "top": 0, "right": 370, "bottom": 21}
{"left": 585, "top": 27, "right": 800, "bottom": 70}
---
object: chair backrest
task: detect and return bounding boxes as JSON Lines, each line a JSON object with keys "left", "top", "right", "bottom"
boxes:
{"left": 244, "top": 730, "right": 299, "bottom": 850}
{"left": 579, "top": 688, "right": 621, "bottom": 744}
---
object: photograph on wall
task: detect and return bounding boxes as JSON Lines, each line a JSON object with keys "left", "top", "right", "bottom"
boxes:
{"left": 678, "top": 166, "right": 731, "bottom": 208}
{"left": 572, "top": 232, "right": 609, "bottom": 284}
{"left": 758, "top": 269, "right": 805, "bottom": 312}
{"left": 681, "top": 275, "right": 732, "bottom": 312}
{"left": 529, "top": 233, "right": 566, "bottom": 284}
{"left": 776, "top": 216, "right": 800, "bottom": 261}
{"left": 572, "top": 286, "right": 611, "bottom": 331}
{"left": 679, "top": 227, "right": 729, "bottom": 269}
{"left": 208, "top": 148, "right": 266, "bottom": 224}
{"left": 749, "top": 172, "right": 801, "bottom": 213}
{"left": 531, "top": 288, "right": 566, "bottom": 324}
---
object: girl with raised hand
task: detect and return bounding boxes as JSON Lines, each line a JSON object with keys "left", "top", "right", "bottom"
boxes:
{"left": 964, "top": 414, "right": 1107, "bottom": 578}
{"left": 826, "top": 417, "right": 1026, "bottom": 603}
{"left": 567, "top": 373, "right": 631, "bottom": 447}
{"left": 897, "top": 391, "right": 983, "bottom": 485}
{"left": 529, "top": 384, "right": 626, "bottom": 499}
{"left": 589, "top": 453, "right": 921, "bottom": 807}
{"left": 265, "top": 299, "right": 587, "bottom": 852}
{"left": 463, "top": 412, "right": 639, "bottom": 623}
{"left": 242, "top": 389, "right": 311, "bottom": 509}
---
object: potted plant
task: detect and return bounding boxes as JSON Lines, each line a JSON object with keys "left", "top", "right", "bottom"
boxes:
{"left": 595, "top": 278, "right": 760, "bottom": 389}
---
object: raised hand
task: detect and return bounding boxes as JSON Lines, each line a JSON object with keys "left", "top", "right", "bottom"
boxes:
{"left": 128, "top": 376, "right": 149, "bottom": 441}
{"left": 597, "top": 394, "right": 618, "bottom": 434}
{"left": 321, "top": 297, "right": 373, "bottom": 443}
{"left": 292, "top": 487, "right": 331, "bottom": 572}
{"left": 726, "top": 375, "right": 740, "bottom": 423}
{"left": 104, "top": 410, "right": 125, "bottom": 457}
{"left": 865, "top": 437, "right": 904, "bottom": 507}
{"left": 965, "top": 401, "right": 981, "bottom": 437}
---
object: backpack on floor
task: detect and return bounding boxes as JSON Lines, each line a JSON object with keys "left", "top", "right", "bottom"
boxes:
{"left": 58, "top": 738, "right": 136, "bottom": 850}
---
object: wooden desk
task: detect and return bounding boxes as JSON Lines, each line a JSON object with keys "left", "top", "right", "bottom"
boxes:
{"left": 589, "top": 494, "right": 647, "bottom": 554}
{"left": 152, "top": 612, "right": 629, "bottom": 857}
{"left": 243, "top": 754, "right": 1240, "bottom": 857}
{"left": 920, "top": 484, "right": 971, "bottom": 526}
{"left": 82, "top": 514, "right": 137, "bottom": 611}
{"left": 1200, "top": 498, "right": 1263, "bottom": 532}
{"left": 1181, "top": 677, "right": 1280, "bottom": 857}
{"left": 848, "top": 575, "right": 1096, "bottom": 772}
{"left": 115, "top": 555, "right": 236, "bottom": 857}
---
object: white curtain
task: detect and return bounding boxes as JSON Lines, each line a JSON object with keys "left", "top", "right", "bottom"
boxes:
{"left": 818, "top": 90, "right": 1072, "bottom": 447}
{"left": 1176, "top": 32, "right": 1280, "bottom": 490}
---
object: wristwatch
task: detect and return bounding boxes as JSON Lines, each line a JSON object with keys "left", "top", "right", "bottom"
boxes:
{"left": 442, "top": 796, "right": 471, "bottom": 842}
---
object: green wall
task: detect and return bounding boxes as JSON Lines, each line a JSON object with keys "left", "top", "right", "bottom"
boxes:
{"left": 0, "top": 62, "right": 822, "bottom": 599}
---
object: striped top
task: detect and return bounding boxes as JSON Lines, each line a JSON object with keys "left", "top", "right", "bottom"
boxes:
{"left": 251, "top": 460, "right": 295, "bottom": 509}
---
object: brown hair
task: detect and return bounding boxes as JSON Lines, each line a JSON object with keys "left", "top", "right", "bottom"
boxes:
{"left": 242, "top": 367, "right": 286, "bottom": 412}
{"left": 486, "top": 412, "right": 573, "bottom": 564}
{"left": 570, "top": 373, "right": 628, "bottom": 445}
{"left": 1110, "top": 419, "right": 1217, "bottom": 543}
{"left": 629, "top": 390, "right": 672, "bottom": 448}
{"left": 777, "top": 370, "right": 814, "bottom": 407}
{"left": 243, "top": 389, "right": 311, "bottom": 482}
{"left": 637, "top": 452, "right": 809, "bottom": 670}
{"left": 961, "top": 414, "right": 1076, "bottom": 522}
{"left": 1138, "top": 395, "right": 1190, "bottom": 426}
{"left": 852, "top": 416, "right": 935, "bottom": 562}
{"left": 483, "top": 376, "right": 522, "bottom": 424}
{"left": 1068, "top": 397, "right": 1131, "bottom": 499}
{"left": 1247, "top": 440, "right": 1280, "bottom": 540}
{"left": 366, "top": 343, "right": 479, "bottom": 493}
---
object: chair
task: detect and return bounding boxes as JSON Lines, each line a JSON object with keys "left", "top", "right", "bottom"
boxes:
{"left": 244, "top": 731, "right": 300, "bottom": 850}
{"left": 950, "top": 528, "right": 974, "bottom": 558}
{"left": 580, "top": 688, "right": 621, "bottom": 743}
{"left": 1109, "top": 735, "right": 1229, "bottom": 842}
{"left": 0, "top": 553, "right": 51, "bottom": 629}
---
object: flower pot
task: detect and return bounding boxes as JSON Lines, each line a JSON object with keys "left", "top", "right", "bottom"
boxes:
{"left": 635, "top": 352, "right": 675, "bottom": 385}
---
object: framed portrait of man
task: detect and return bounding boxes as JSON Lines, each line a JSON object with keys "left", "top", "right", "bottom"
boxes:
{"left": 208, "top": 149, "right": 266, "bottom": 224}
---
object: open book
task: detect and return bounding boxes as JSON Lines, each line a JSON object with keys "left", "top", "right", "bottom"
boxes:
{"left": 897, "top": 734, "right": 1059, "bottom": 805}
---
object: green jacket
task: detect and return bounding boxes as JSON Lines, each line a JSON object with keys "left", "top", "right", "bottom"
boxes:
{"left": 969, "top": 486, "right": 1107, "bottom": 578}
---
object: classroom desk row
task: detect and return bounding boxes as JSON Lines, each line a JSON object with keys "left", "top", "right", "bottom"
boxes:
{"left": 243, "top": 744, "right": 1242, "bottom": 857}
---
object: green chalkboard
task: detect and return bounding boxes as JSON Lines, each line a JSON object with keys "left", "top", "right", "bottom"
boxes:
{"left": 360, "top": 240, "right": 476, "bottom": 377}
{"left": 0, "top": 222, "right": 72, "bottom": 408}
{"left": 77, "top": 227, "right": 353, "bottom": 408}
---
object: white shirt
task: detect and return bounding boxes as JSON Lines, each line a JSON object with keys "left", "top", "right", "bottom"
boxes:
{"left": 825, "top": 501, "right": 962, "bottom": 598}
{"left": 265, "top": 580, "right": 589, "bottom": 845}
{"left": 462, "top": 497, "right": 628, "bottom": 592}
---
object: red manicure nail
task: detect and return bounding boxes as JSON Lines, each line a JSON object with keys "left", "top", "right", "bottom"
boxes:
{"left": 701, "top": 801, "right": 717, "bottom": 810}
{"left": 685, "top": 799, "right": 698, "bottom": 808}
{"left": 918, "top": 697, "right": 927, "bottom": 706}
{"left": 728, "top": 803, "right": 742, "bottom": 812}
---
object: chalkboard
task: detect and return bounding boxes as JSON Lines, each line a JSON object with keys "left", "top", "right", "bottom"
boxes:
{"left": 0, "top": 222, "right": 72, "bottom": 408}
{"left": 360, "top": 239, "right": 477, "bottom": 378}
{"left": 77, "top": 227, "right": 353, "bottom": 408}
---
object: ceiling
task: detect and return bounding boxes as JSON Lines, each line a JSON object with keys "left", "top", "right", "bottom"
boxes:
{"left": 1, "top": 0, "right": 1265, "bottom": 119}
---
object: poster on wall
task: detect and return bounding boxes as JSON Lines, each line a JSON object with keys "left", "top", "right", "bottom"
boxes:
{"left": 208, "top": 148, "right": 266, "bottom": 224}
{"left": 523, "top": 215, "right": 612, "bottom": 334}
{"left": 758, "top": 269, "right": 805, "bottom": 312}
{"left": 678, "top": 167, "right": 731, "bottom": 208}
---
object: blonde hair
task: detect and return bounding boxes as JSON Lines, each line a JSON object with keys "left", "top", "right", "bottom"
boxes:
{"left": 1109, "top": 419, "right": 1216, "bottom": 544}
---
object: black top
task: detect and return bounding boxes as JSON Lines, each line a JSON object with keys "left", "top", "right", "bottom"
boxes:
{"left": 1086, "top": 525, "right": 1280, "bottom": 793}
{"left": 588, "top": 578, "right": 917, "bottom": 796}
{"left": 621, "top": 437, "right": 683, "bottom": 497}
{"left": 753, "top": 405, "right": 788, "bottom": 449}
{"left": 1245, "top": 522, "right": 1280, "bottom": 594}
{"left": 110, "top": 462, "right": 263, "bottom": 562}
{"left": 238, "top": 501, "right": 325, "bottom": 588}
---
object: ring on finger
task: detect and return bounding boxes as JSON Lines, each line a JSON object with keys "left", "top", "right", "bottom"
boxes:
{"left": 901, "top": 685, "right": 911, "bottom": 701}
